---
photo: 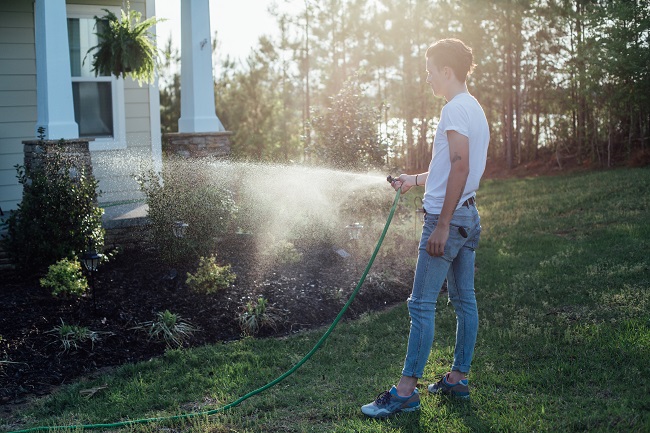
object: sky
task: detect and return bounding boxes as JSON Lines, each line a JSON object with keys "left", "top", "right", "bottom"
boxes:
{"left": 154, "top": 0, "right": 300, "bottom": 63}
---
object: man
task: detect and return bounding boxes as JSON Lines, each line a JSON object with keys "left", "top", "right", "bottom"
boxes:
{"left": 361, "top": 38, "right": 490, "bottom": 418}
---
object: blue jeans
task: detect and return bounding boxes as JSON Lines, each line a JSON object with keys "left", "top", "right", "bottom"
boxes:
{"left": 402, "top": 203, "right": 481, "bottom": 378}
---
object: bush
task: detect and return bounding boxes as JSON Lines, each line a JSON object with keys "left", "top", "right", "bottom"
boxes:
{"left": 186, "top": 255, "right": 236, "bottom": 294}
{"left": 261, "top": 238, "right": 302, "bottom": 265}
{"left": 136, "top": 158, "right": 236, "bottom": 263}
{"left": 40, "top": 258, "right": 88, "bottom": 298}
{"left": 3, "top": 135, "right": 104, "bottom": 273}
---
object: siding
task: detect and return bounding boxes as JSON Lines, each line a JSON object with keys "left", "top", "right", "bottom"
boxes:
{"left": 0, "top": 0, "right": 35, "bottom": 211}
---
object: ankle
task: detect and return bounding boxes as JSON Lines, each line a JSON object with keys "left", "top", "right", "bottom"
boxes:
{"left": 396, "top": 377, "right": 418, "bottom": 397}
{"left": 446, "top": 371, "right": 467, "bottom": 384}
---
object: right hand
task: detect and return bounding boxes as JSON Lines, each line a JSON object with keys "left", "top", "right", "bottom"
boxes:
{"left": 390, "top": 174, "right": 416, "bottom": 194}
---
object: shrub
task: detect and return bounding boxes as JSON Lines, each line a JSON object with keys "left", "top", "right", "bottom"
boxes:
{"left": 40, "top": 258, "right": 88, "bottom": 298}
{"left": 136, "top": 158, "right": 236, "bottom": 264}
{"left": 186, "top": 255, "right": 236, "bottom": 294}
{"left": 237, "top": 296, "right": 280, "bottom": 336}
{"left": 3, "top": 134, "right": 104, "bottom": 273}
{"left": 136, "top": 310, "right": 198, "bottom": 349}
{"left": 262, "top": 238, "right": 302, "bottom": 265}
{"left": 48, "top": 320, "right": 99, "bottom": 352}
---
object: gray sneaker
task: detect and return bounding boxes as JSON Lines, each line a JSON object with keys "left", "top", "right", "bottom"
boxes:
{"left": 428, "top": 374, "right": 470, "bottom": 399}
{"left": 361, "top": 386, "right": 420, "bottom": 418}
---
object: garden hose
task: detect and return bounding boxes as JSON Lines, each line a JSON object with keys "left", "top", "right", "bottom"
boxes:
{"left": 10, "top": 188, "right": 402, "bottom": 433}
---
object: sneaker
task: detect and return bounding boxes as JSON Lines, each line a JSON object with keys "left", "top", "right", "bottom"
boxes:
{"left": 361, "top": 386, "right": 420, "bottom": 418}
{"left": 428, "top": 374, "right": 470, "bottom": 399}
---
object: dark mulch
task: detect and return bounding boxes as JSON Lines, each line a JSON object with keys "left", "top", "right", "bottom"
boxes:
{"left": 0, "top": 233, "right": 415, "bottom": 416}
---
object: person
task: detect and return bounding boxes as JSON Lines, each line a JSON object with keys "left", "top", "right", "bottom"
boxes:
{"left": 361, "top": 38, "right": 490, "bottom": 418}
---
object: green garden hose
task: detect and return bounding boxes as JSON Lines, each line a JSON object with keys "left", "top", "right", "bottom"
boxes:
{"left": 10, "top": 188, "right": 402, "bottom": 433}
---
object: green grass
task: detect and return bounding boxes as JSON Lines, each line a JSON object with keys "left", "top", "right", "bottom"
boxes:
{"left": 2, "top": 168, "right": 649, "bottom": 433}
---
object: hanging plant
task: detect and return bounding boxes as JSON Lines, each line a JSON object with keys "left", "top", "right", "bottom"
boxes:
{"left": 86, "top": 2, "right": 164, "bottom": 85}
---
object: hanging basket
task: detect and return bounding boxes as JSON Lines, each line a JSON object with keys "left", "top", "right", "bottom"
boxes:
{"left": 87, "top": 3, "right": 164, "bottom": 85}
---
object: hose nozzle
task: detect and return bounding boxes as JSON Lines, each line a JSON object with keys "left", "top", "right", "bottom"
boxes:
{"left": 386, "top": 175, "right": 398, "bottom": 184}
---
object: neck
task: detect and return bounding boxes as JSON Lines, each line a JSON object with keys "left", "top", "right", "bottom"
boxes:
{"left": 444, "top": 81, "right": 469, "bottom": 102}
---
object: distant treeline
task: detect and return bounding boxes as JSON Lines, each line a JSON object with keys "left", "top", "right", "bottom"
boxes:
{"left": 160, "top": 0, "right": 650, "bottom": 172}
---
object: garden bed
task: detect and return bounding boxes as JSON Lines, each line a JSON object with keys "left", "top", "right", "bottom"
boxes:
{"left": 0, "top": 233, "right": 416, "bottom": 412}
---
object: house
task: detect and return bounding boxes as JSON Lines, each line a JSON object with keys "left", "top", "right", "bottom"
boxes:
{"left": 0, "top": 0, "right": 230, "bottom": 234}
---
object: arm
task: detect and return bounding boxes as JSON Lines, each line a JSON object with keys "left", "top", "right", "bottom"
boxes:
{"left": 427, "top": 130, "right": 470, "bottom": 256}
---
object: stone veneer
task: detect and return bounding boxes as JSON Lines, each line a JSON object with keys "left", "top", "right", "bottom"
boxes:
{"left": 22, "top": 138, "right": 94, "bottom": 177}
{"left": 163, "top": 131, "right": 232, "bottom": 158}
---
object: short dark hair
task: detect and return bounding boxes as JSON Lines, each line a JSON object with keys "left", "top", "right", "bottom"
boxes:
{"left": 426, "top": 38, "right": 476, "bottom": 81}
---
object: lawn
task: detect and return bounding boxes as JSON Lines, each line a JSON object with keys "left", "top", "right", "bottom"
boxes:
{"left": 2, "top": 168, "right": 649, "bottom": 433}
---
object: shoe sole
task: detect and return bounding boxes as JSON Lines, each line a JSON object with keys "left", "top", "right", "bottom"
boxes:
{"left": 362, "top": 406, "right": 420, "bottom": 418}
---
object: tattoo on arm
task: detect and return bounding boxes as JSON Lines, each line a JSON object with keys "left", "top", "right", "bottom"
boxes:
{"left": 451, "top": 152, "right": 462, "bottom": 164}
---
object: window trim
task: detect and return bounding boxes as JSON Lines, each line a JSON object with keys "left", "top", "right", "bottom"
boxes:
{"left": 66, "top": 4, "right": 126, "bottom": 151}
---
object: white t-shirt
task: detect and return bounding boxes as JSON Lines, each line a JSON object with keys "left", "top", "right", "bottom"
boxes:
{"left": 423, "top": 92, "right": 490, "bottom": 214}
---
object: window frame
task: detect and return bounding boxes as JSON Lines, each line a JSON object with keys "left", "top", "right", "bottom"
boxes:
{"left": 66, "top": 4, "right": 126, "bottom": 151}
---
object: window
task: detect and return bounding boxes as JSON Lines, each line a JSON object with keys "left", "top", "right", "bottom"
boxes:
{"left": 67, "top": 5, "right": 126, "bottom": 150}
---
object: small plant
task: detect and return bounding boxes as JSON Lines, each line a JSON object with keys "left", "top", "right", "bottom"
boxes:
{"left": 49, "top": 320, "right": 99, "bottom": 352}
{"left": 136, "top": 310, "right": 198, "bottom": 349}
{"left": 237, "top": 296, "right": 280, "bottom": 336}
{"left": 186, "top": 255, "right": 236, "bottom": 295}
{"left": 40, "top": 258, "right": 88, "bottom": 298}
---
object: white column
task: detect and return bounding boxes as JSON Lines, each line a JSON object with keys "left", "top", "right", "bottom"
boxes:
{"left": 34, "top": 0, "right": 79, "bottom": 139}
{"left": 178, "top": 0, "right": 224, "bottom": 133}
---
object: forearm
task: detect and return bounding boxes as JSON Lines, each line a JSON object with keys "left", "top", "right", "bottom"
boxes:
{"left": 412, "top": 172, "right": 428, "bottom": 187}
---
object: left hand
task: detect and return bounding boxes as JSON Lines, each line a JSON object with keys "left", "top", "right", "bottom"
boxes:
{"left": 426, "top": 224, "right": 449, "bottom": 256}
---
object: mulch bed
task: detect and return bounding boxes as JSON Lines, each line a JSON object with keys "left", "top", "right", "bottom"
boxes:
{"left": 0, "top": 233, "right": 415, "bottom": 416}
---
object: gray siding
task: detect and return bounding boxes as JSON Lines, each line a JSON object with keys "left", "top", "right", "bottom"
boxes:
{"left": 0, "top": 0, "right": 35, "bottom": 211}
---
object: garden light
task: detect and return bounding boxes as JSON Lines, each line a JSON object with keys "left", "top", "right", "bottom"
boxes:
{"left": 81, "top": 250, "right": 101, "bottom": 272}
{"left": 172, "top": 221, "right": 189, "bottom": 238}
{"left": 81, "top": 249, "right": 102, "bottom": 310}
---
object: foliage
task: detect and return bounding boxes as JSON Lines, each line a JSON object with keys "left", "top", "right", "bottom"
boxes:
{"left": 261, "top": 238, "right": 303, "bottom": 266}
{"left": 48, "top": 320, "right": 99, "bottom": 353}
{"left": 310, "top": 75, "right": 387, "bottom": 170}
{"left": 3, "top": 135, "right": 105, "bottom": 273}
{"left": 237, "top": 296, "right": 280, "bottom": 336}
{"left": 186, "top": 255, "right": 236, "bottom": 295}
{"left": 40, "top": 258, "right": 88, "bottom": 298}
{"left": 159, "top": 0, "right": 650, "bottom": 170}
{"left": 87, "top": 2, "right": 164, "bottom": 85}
{"left": 135, "top": 310, "right": 198, "bottom": 349}
{"left": 136, "top": 158, "right": 236, "bottom": 263}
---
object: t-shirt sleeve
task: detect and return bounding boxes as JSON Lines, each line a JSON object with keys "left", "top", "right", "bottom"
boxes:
{"left": 441, "top": 102, "right": 469, "bottom": 138}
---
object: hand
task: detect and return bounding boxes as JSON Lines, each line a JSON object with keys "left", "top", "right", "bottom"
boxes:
{"left": 426, "top": 224, "right": 449, "bottom": 256}
{"left": 390, "top": 174, "right": 415, "bottom": 193}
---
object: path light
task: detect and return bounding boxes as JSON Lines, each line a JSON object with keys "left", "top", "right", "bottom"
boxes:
{"left": 346, "top": 222, "right": 364, "bottom": 241}
{"left": 82, "top": 249, "right": 102, "bottom": 310}
{"left": 172, "top": 221, "right": 189, "bottom": 238}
